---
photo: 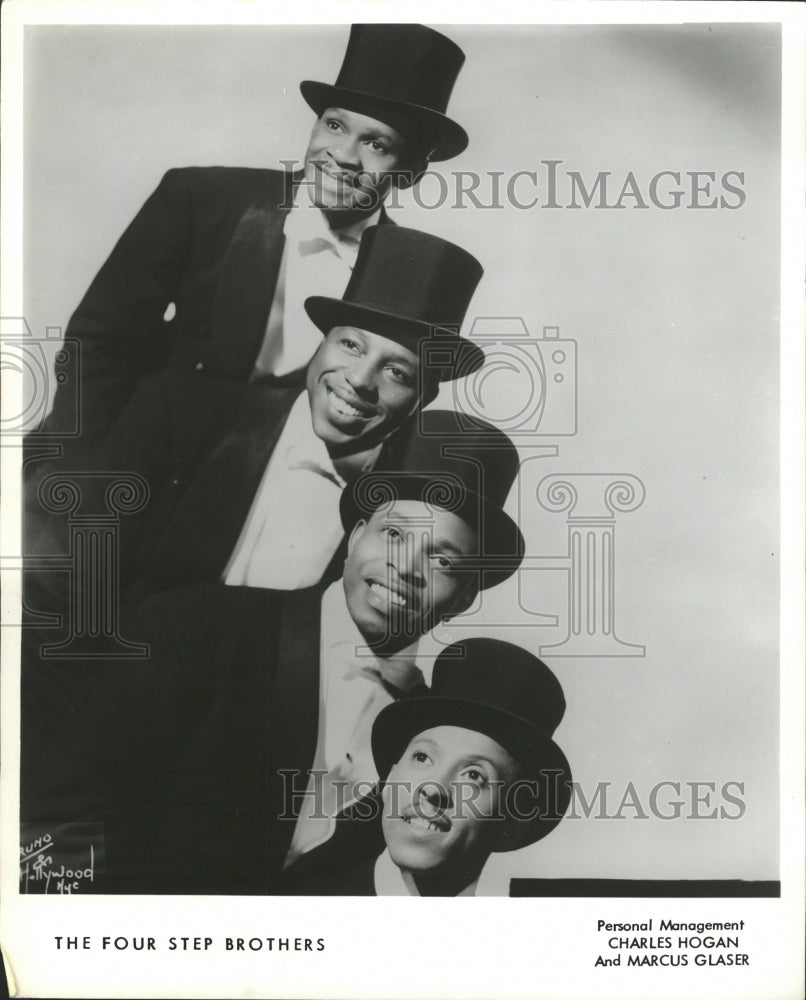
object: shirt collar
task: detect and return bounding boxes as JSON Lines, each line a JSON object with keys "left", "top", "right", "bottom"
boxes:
{"left": 282, "top": 392, "right": 345, "bottom": 486}
{"left": 373, "top": 849, "right": 480, "bottom": 897}
{"left": 284, "top": 392, "right": 381, "bottom": 489}
{"left": 285, "top": 188, "right": 382, "bottom": 255}
{"left": 321, "top": 581, "right": 423, "bottom": 695}
{"left": 328, "top": 204, "right": 383, "bottom": 246}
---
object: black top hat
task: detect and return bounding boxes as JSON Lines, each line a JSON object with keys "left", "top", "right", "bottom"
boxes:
{"left": 305, "top": 226, "right": 486, "bottom": 381}
{"left": 340, "top": 409, "right": 524, "bottom": 589}
{"left": 300, "top": 23, "right": 468, "bottom": 161}
{"left": 372, "top": 638, "right": 573, "bottom": 849}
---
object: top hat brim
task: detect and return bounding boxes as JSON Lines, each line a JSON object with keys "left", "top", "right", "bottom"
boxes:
{"left": 372, "top": 696, "right": 573, "bottom": 849}
{"left": 340, "top": 471, "right": 524, "bottom": 590}
{"left": 300, "top": 81, "right": 468, "bottom": 162}
{"left": 305, "top": 296, "right": 486, "bottom": 382}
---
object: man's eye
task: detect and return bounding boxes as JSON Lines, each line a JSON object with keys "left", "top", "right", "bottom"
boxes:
{"left": 325, "top": 119, "right": 343, "bottom": 133}
{"left": 368, "top": 140, "right": 388, "bottom": 155}
{"left": 382, "top": 525, "right": 403, "bottom": 541}
{"left": 464, "top": 769, "right": 488, "bottom": 786}
{"left": 429, "top": 554, "right": 454, "bottom": 571}
{"left": 340, "top": 338, "right": 360, "bottom": 352}
{"left": 386, "top": 365, "right": 413, "bottom": 385}
{"left": 412, "top": 750, "right": 430, "bottom": 764}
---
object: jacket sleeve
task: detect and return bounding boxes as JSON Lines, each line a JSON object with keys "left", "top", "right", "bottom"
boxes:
{"left": 22, "top": 371, "right": 179, "bottom": 626}
{"left": 43, "top": 168, "right": 196, "bottom": 449}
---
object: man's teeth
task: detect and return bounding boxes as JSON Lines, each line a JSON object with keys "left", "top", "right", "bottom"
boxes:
{"left": 331, "top": 394, "right": 366, "bottom": 419}
{"left": 370, "top": 581, "right": 407, "bottom": 607}
{"left": 405, "top": 815, "right": 446, "bottom": 832}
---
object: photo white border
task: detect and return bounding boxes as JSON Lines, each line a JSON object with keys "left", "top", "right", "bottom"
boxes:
{"left": 1, "top": 2, "right": 803, "bottom": 998}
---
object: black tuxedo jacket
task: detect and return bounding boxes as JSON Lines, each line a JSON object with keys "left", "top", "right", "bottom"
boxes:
{"left": 80, "top": 582, "right": 416, "bottom": 895}
{"left": 285, "top": 855, "right": 380, "bottom": 896}
{"left": 21, "top": 581, "right": 322, "bottom": 893}
{"left": 24, "top": 368, "right": 414, "bottom": 611}
{"left": 22, "top": 579, "right": 419, "bottom": 896}
{"left": 93, "top": 372, "right": 302, "bottom": 597}
{"left": 42, "top": 166, "right": 393, "bottom": 454}
{"left": 276, "top": 799, "right": 385, "bottom": 896}
{"left": 24, "top": 372, "right": 295, "bottom": 607}
{"left": 105, "top": 582, "right": 327, "bottom": 893}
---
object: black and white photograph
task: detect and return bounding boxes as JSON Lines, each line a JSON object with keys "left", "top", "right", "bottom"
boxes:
{"left": 1, "top": 2, "right": 803, "bottom": 998}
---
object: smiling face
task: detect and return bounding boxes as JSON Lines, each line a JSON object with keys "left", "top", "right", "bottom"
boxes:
{"left": 343, "top": 500, "right": 479, "bottom": 654}
{"left": 306, "top": 325, "right": 429, "bottom": 457}
{"left": 382, "top": 725, "right": 519, "bottom": 891}
{"left": 303, "top": 107, "right": 415, "bottom": 213}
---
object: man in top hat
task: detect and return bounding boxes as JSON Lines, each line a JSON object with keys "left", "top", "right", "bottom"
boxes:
{"left": 22, "top": 411, "right": 525, "bottom": 896}
{"left": 24, "top": 225, "right": 485, "bottom": 606}
{"left": 21, "top": 230, "right": 487, "bottom": 875}
{"left": 284, "top": 639, "right": 572, "bottom": 896}
{"left": 37, "top": 23, "right": 470, "bottom": 459}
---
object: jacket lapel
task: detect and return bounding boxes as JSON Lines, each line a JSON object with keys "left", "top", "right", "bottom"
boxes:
{"left": 209, "top": 171, "right": 299, "bottom": 379}
{"left": 151, "top": 383, "right": 300, "bottom": 584}
{"left": 209, "top": 173, "right": 393, "bottom": 381}
{"left": 265, "top": 585, "right": 324, "bottom": 872}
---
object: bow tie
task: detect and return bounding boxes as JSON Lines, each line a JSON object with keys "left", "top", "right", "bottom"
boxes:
{"left": 341, "top": 665, "right": 409, "bottom": 700}
{"left": 298, "top": 233, "right": 359, "bottom": 263}
{"left": 284, "top": 443, "right": 344, "bottom": 487}
{"left": 285, "top": 208, "right": 359, "bottom": 258}
{"left": 298, "top": 234, "right": 336, "bottom": 255}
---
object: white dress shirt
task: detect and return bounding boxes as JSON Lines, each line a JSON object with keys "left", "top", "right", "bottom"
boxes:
{"left": 285, "top": 582, "right": 424, "bottom": 866}
{"left": 373, "top": 848, "right": 480, "bottom": 897}
{"left": 223, "top": 391, "right": 379, "bottom": 589}
{"left": 253, "top": 191, "right": 381, "bottom": 377}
